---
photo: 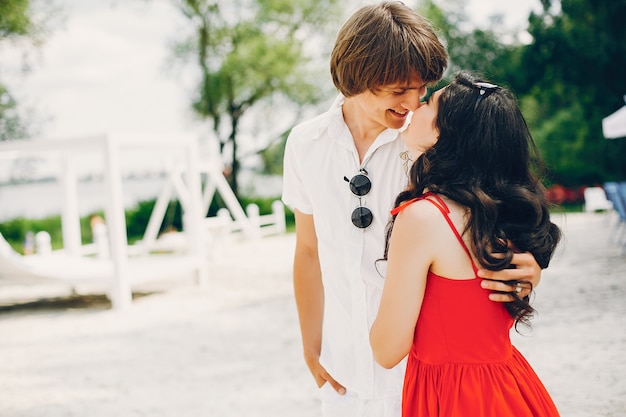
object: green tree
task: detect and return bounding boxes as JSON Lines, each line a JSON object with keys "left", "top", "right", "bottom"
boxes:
{"left": 419, "top": 0, "right": 526, "bottom": 88}
{"left": 0, "top": 0, "right": 52, "bottom": 141}
{"left": 0, "top": 84, "right": 30, "bottom": 141}
{"left": 519, "top": 0, "right": 626, "bottom": 184}
{"left": 0, "top": 0, "right": 31, "bottom": 38}
{"left": 172, "top": 0, "right": 341, "bottom": 196}
{"left": 420, "top": 0, "right": 626, "bottom": 186}
{"left": 1, "top": 0, "right": 33, "bottom": 141}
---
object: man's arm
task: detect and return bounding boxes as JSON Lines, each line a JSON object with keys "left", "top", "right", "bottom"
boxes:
{"left": 293, "top": 210, "right": 346, "bottom": 395}
{"left": 478, "top": 252, "right": 542, "bottom": 302}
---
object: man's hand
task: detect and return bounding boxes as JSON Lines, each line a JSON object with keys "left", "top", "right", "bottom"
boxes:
{"left": 478, "top": 252, "right": 541, "bottom": 302}
{"left": 305, "top": 354, "right": 346, "bottom": 395}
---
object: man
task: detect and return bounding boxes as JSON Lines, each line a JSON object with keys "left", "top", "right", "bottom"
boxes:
{"left": 282, "top": 2, "right": 541, "bottom": 416}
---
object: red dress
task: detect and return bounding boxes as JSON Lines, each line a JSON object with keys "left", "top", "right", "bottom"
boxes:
{"left": 392, "top": 194, "right": 560, "bottom": 417}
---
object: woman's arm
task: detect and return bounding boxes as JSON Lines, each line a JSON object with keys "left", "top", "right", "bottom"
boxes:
{"left": 370, "top": 202, "right": 436, "bottom": 369}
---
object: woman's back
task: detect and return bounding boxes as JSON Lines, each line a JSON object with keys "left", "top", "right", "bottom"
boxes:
{"left": 400, "top": 194, "right": 559, "bottom": 417}
{"left": 412, "top": 272, "right": 513, "bottom": 364}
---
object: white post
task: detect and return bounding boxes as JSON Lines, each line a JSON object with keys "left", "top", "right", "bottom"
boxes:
{"left": 246, "top": 203, "right": 262, "bottom": 239}
{"left": 185, "top": 137, "right": 209, "bottom": 287}
{"left": 59, "top": 154, "right": 82, "bottom": 256}
{"left": 102, "top": 135, "right": 132, "bottom": 310}
{"left": 272, "top": 200, "right": 286, "bottom": 233}
{"left": 34, "top": 231, "right": 52, "bottom": 255}
{"left": 90, "top": 217, "right": 109, "bottom": 259}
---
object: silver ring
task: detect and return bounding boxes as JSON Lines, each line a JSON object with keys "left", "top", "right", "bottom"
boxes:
{"left": 515, "top": 283, "right": 523, "bottom": 293}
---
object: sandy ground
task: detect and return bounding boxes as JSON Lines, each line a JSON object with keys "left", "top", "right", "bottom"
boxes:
{"left": 0, "top": 212, "right": 625, "bottom": 417}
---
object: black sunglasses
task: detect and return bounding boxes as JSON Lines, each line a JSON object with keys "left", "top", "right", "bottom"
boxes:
{"left": 472, "top": 81, "right": 500, "bottom": 111}
{"left": 344, "top": 169, "right": 373, "bottom": 229}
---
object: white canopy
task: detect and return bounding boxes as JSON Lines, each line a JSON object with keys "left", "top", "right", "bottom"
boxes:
{"left": 602, "top": 100, "right": 626, "bottom": 139}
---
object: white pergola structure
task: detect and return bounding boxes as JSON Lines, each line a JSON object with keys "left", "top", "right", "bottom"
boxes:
{"left": 0, "top": 132, "right": 209, "bottom": 309}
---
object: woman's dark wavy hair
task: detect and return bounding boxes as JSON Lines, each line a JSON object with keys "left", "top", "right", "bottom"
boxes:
{"left": 384, "top": 71, "right": 561, "bottom": 328}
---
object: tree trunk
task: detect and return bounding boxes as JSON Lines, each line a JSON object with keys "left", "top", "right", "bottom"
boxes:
{"left": 229, "top": 107, "right": 241, "bottom": 197}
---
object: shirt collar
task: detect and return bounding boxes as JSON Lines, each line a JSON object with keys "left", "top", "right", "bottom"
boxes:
{"left": 311, "top": 95, "right": 346, "bottom": 140}
{"left": 313, "top": 94, "right": 410, "bottom": 144}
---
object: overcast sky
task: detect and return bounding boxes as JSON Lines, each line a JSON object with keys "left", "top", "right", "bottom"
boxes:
{"left": 7, "top": 0, "right": 542, "bottom": 141}
{"left": 7, "top": 0, "right": 196, "bottom": 139}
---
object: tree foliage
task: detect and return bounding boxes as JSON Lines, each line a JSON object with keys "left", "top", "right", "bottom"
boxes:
{"left": 0, "top": 83, "right": 30, "bottom": 141}
{"left": 424, "top": 0, "right": 626, "bottom": 186}
{"left": 172, "top": 0, "right": 340, "bottom": 196}
{"left": 0, "top": 0, "right": 34, "bottom": 141}
{"left": 0, "top": 0, "right": 31, "bottom": 39}
{"left": 518, "top": 0, "right": 626, "bottom": 184}
{"left": 419, "top": 0, "right": 522, "bottom": 85}
{"left": 0, "top": 0, "right": 52, "bottom": 141}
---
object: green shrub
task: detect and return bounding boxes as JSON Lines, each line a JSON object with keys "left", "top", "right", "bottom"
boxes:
{"left": 0, "top": 216, "right": 63, "bottom": 253}
{"left": 0, "top": 194, "right": 295, "bottom": 254}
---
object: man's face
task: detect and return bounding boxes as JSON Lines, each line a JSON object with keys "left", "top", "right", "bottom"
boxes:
{"left": 354, "top": 75, "right": 428, "bottom": 130}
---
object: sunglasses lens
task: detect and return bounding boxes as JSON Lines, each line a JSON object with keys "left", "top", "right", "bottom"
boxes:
{"left": 351, "top": 206, "right": 373, "bottom": 228}
{"left": 350, "top": 174, "right": 371, "bottom": 196}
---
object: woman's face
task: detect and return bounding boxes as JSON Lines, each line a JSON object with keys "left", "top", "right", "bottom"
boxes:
{"left": 402, "top": 87, "right": 444, "bottom": 158}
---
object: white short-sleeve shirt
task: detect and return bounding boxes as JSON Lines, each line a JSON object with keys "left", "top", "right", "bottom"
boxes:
{"left": 282, "top": 95, "right": 411, "bottom": 400}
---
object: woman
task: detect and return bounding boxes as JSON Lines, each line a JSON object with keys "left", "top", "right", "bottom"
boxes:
{"left": 370, "top": 72, "right": 561, "bottom": 416}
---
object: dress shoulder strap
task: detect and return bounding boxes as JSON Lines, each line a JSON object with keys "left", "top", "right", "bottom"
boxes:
{"left": 390, "top": 192, "right": 479, "bottom": 274}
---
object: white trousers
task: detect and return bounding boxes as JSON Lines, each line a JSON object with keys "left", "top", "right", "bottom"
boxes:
{"left": 320, "top": 384, "right": 402, "bottom": 417}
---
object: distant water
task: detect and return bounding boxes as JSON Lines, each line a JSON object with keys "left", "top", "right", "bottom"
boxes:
{"left": 0, "top": 173, "right": 283, "bottom": 221}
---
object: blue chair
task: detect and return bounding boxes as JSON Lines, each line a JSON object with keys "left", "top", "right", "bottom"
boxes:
{"left": 620, "top": 181, "right": 626, "bottom": 219}
{"left": 603, "top": 182, "right": 626, "bottom": 245}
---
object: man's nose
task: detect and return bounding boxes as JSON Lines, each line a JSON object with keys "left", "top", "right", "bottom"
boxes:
{"left": 402, "top": 90, "right": 422, "bottom": 112}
